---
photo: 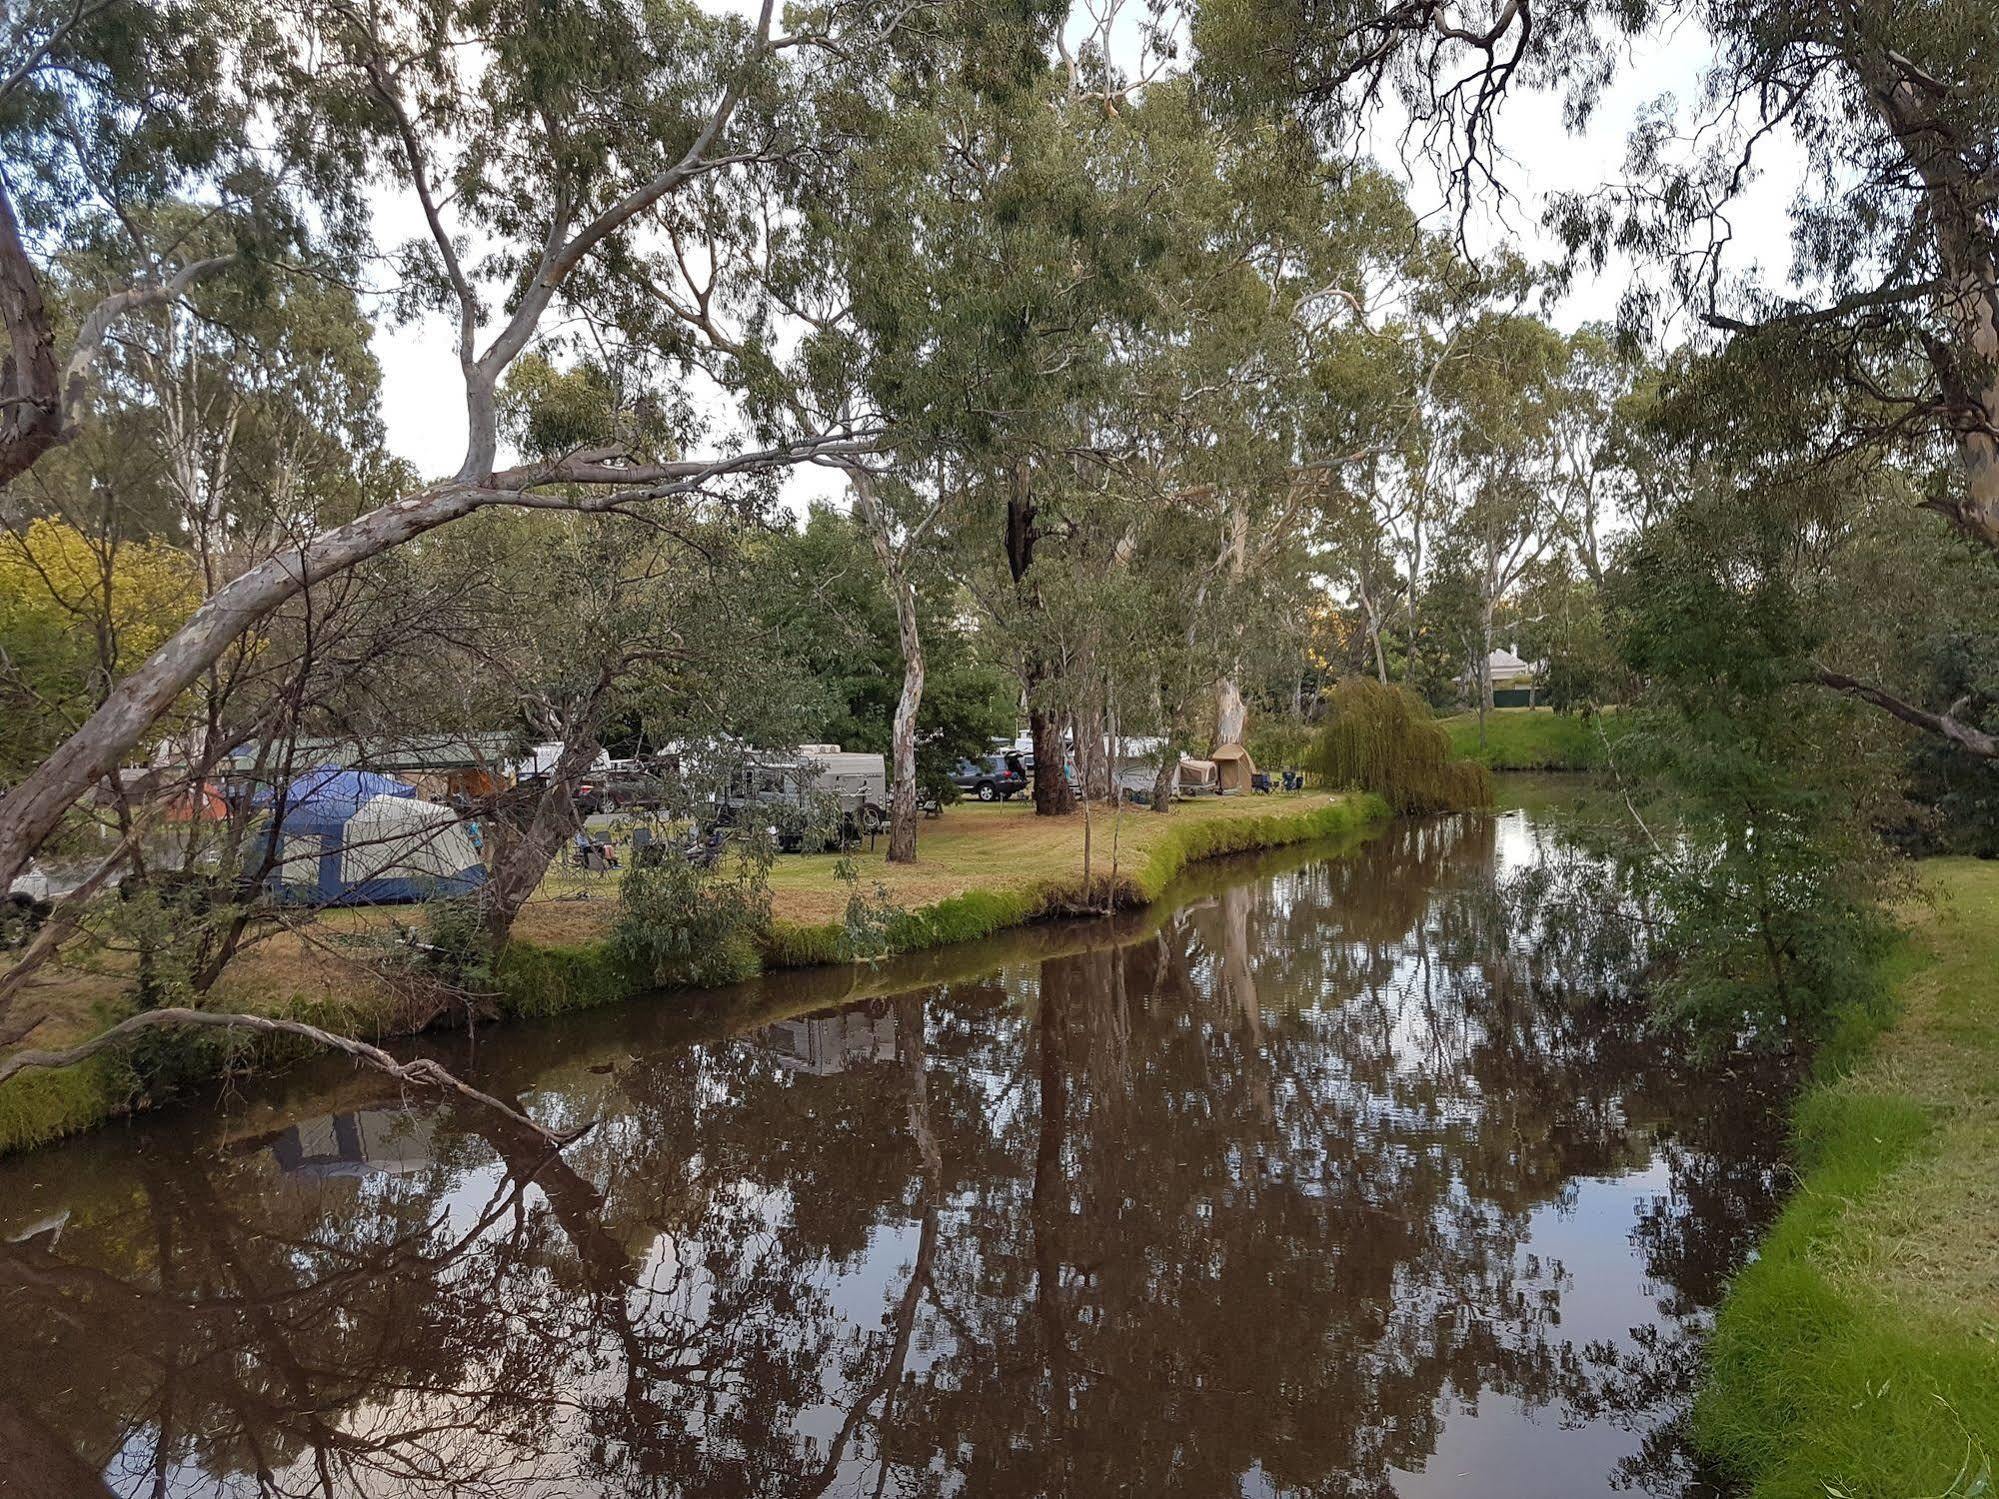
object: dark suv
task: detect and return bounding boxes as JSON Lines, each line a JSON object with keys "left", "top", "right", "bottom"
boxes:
{"left": 951, "top": 754, "right": 1026, "bottom": 802}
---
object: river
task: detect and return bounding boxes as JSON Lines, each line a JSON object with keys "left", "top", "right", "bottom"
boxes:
{"left": 0, "top": 794, "right": 1791, "bottom": 1497}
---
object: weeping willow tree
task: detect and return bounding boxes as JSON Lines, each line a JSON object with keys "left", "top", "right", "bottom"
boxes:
{"left": 1307, "top": 677, "right": 1492, "bottom": 814}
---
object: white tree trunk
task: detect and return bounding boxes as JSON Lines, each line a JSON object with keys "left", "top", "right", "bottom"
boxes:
{"left": 886, "top": 584, "right": 925, "bottom": 864}
{"left": 1215, "top": 676, "right": 1248, "bottom": 747}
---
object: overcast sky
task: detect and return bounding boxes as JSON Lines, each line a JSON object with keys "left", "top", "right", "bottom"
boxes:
{"left": 367, "top": 9, "right": 1794, "bottom": 511}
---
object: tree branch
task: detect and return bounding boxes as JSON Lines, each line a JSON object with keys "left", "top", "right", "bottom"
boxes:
{"left": 1813, "top": 667, "right": 1998, "bottom": 758}
{"left": 0, "top": 1006, "right": 576, "bottom": 1144}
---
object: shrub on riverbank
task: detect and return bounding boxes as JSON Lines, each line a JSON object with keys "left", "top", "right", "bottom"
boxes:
{"left": 1696, "top": 859, "right": 1999, "bottom": 1496}
{"left": 1307, "top": 678, "right": 1492, "bottom": 814}
{"left": 610, "top": 847, "right": 770, "bottom": 990}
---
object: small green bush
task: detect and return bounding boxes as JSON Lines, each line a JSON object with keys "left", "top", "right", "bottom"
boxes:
{"left": 1307, "top": 678, "right": 1493, "bottom": 814}
{"left": 609, "top": 847, "right": 770, "bottom": 990}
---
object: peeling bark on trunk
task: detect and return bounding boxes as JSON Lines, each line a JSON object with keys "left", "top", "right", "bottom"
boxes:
{"left": 1150, "top": 743, "right": 1178, "bottom": 813}
{"left": 1028, "top": 700, "right": 1074, "bottom": 817}
{"left": 0, "top": 189, "right": 61, "bottom": 488}
{"left": 1215, "top": 676, "right": 1248, "bottom": 747}
{"left": 1849, "top": 37, "right": 1999, "bottom": 553}
{"left": 1075, "top": 680, "right": 1109, "bottom": 801}
{"left": 856, "top": 473, "right": 926, "bottom": 864}
{"left": 886, "top": 603, "right": 924, "bottom": 864}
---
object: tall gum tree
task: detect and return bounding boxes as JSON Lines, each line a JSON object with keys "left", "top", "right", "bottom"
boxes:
{"left": 0, "top": 0, "right": 894, "bottom": 893}
{"left": 1193, "top": 0, "right": 1999, "bottom": 755}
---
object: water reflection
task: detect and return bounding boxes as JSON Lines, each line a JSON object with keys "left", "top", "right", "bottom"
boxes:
{"left": 0, "top": 808, "right": 1788, "bottom": 1498}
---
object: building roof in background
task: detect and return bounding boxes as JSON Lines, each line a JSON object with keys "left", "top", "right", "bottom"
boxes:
{"left": 225, "top": 733, "right": 518, "bottom": 775}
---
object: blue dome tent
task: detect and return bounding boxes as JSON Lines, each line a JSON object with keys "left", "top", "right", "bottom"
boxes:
{"left": 248, "top": 768, "right": 486, "bottom": 905}
{"left": 251, "top": 766, "right": 418, "bottom": 821}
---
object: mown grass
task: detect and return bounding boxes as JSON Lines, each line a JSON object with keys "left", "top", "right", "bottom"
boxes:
{"left": 1440, "top": 706, "right": 1628, "bottom": 771}
{"left": 1696, "top": 857, "right": 1999, "bottom": 1498}
{"left": 1, "top": 791, "right": 1385, "bottom": 1155}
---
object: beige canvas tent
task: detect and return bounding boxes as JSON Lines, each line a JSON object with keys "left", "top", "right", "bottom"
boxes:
{"left": 1211, "top": 742, "right": 1257, "bottom": 794}
{"left": 1176, "top": 756, "right": 1219, "bottom": 797}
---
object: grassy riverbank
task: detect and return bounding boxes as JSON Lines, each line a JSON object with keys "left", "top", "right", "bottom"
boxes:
{"left": 1441, "top": 706, "right": 1627, "bottom": 771}
{"left": 0, "top": 791, "right": 1385, "bottom": 1155}
{"left": 1697, "top": 857, "right": 1999, "bottom": 1497}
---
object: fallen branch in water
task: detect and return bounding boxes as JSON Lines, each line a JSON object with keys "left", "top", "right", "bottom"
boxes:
{"left": 0, "top": 1007, "right": 571, "bottom": 1146}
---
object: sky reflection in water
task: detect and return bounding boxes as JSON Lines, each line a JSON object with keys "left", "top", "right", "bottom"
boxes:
{"left": 0, "top": 804, "right": 1790, "bottom": 1498}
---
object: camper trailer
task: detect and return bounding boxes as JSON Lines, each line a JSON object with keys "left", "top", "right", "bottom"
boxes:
{"left": 715, "top": 745, "right": 888, "bottom": 850}
{"left": 796, "top": 745, "right": 888, "bottom": 813}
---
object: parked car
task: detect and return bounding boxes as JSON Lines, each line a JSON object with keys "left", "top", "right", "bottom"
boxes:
{"left": 952, "top": 754, "right": 1027, "bottom": 802}
{"left": 593, "top": 763, "right": 670, "bottom": 814}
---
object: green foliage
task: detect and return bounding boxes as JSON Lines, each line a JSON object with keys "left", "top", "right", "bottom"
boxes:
{"left": 1898, "top": 631, "right": 1999, "bottom": 858}
{"left": 609, "top": 842, "right": 771, "bottom": 991}
{"left": 1609, "top": 482, "right": 1905, "bottom": 1042}
{"left": 0, "top": 1056, "right": 129, "bottom": 1156}
{"left": 749, "top": 507, "right": 1013, "bottom": 793}
{"left": 493, "top": 940, "right": 634, "bottom": 1022}
{"left": 1306, "top": 678, "right": 1492, "bottom": 814}
{"left": 833, "top": 856, "right": 906, "bottom": 962}
{"left": 0, "top": 520, "right": 199, "bottom": 778}
{"left": 1244, "top": 716, "right": 1314, "bottom": 775}
{"left": 419, "top": 897, "right": 496, "bottom": 992}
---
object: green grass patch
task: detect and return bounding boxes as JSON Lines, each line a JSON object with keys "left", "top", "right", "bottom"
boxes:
{"left": 1441, "top": 707, "right": 1628, "bottom": 771}
{"left": 494, "top": 939, "right": 637, "bottom": 1021}
{"left": 1695, "top": 858, "right": 1999, "bottom": 1498}
{"left": 0, "top": 1054, "right": 129, "bottom": 1155}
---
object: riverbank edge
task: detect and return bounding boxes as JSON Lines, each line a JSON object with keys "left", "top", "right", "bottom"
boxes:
{"left": 0, "top": 793, "right": 1390, "bottom": 1157}
{"left": 1694, "top": 858, "right": 1999, "bottom": 1497}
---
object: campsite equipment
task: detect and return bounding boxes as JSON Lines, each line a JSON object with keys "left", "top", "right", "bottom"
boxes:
{"left": 247, "top": 771, "right": 485, "bottom": 904}
{"left": 1176, "top": 757, "right": 1220, "bottom": 797}
{"left": 1211, "top": 743, "right": 1258, "bottom": 795}
{"left": 166, "top": 781, "right": 229, "bottom": 822}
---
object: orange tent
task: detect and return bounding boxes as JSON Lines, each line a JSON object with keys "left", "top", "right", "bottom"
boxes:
{"left": 165, "top": 781, "right": 228, "bottom": 822}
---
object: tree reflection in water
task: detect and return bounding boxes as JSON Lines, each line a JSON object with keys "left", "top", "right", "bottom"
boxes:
{"left": 0, "top": 807, "right": 1789, "bottom": 1498}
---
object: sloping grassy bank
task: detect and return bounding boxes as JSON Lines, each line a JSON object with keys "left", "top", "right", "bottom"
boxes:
{"left": 1696, "top": 858, "right": 1999, "bottom": 1497}
{"left": 1442, "top": 707, "right": 1628, "bottom": 771}
{"left": 0, "top": 792, "right": 1387, "bottom": 1156}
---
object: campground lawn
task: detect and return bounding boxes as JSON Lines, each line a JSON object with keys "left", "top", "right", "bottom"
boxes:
{"left": 1697, "top": 857, "right": 1999, "bottom": 1496}
{"left": 515, "top": 789, "right": 1350, "bottom": 940}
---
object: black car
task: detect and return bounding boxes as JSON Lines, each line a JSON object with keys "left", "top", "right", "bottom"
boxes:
{"left": 951, "top": 754, "right": 1026, "bottom": 802}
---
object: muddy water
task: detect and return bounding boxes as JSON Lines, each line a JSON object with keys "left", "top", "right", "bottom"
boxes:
{"left": 0, "top": 803, "right": 1789, "bottom": 1498}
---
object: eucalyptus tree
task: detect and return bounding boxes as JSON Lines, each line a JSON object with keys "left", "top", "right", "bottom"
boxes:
{"left": 0, "top": 0, "right": 890, "bottom": 894}
{"left": 1195, "top": 0, "right": 1999, "bottom": 756}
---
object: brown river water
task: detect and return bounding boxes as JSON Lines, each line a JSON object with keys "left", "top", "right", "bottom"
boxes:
{"left": 0, "top": 798, "right": 1792, "bottom": 1498}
